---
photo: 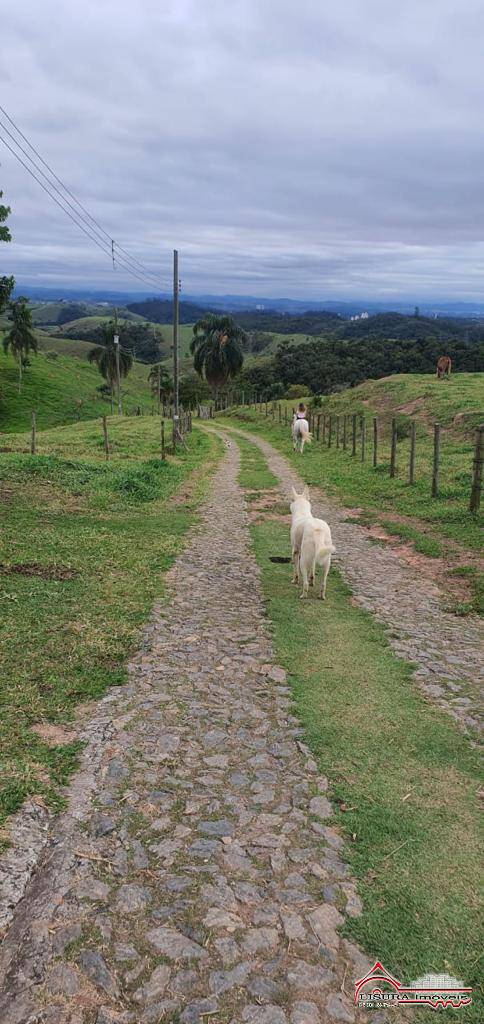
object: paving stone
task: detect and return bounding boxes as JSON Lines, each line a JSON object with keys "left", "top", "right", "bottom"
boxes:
{"left": 115, "top": 883, "right": 150, "bottom": 913}
{"left": 326, "top": 992, "right": 355, "bottom": 1021}
{"left": 146, "top": 926, "right": 208, "bottom": 960}
{"left": 180, "top": 997, "right": 219, "bottom": 1023}
{"left": 287, "top": 959, "right": 333, "bottom": 990}
{"left": 241, "top": 1006, "right": 288, "bottom": 1023}
{"left": 290, "top": 1002, "right": 321, "bottom": 1024}
{"left": 133, "top": 964, "right": 171, "bottom": 1004}
{"left": 45, "top": 964, "right": 80, "bottom": 996}
{"left": 242, "top": 926, "right": 280, "bottom": 953}
{"left": 78, "top": 949, "right": 119, "bottom": 997}
{"left": 209, "top": 961, "right": 251, "bottom": 994}
{"left": 309, "top": 796, "right": 332, "bottom": 819}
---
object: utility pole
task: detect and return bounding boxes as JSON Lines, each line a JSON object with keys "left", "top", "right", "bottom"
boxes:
{"left": 113, "top": 307, "right": 121, "bottom": 415}
{"left": 172, "top": 249, "right": 183, "bottom": 443}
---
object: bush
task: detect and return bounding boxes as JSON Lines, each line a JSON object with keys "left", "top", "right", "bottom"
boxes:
{"left": 286, "top": 384, "right": 310, "bottom": 399}
{"left": 45, "top": 350, "right": 59, "bottom": 361}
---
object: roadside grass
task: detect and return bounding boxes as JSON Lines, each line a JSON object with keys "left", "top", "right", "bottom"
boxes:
{"left": 0, "top": 346, "right": 153, "bottom": 433}
{"left": 220, "top": 393, "right": 483, "bottom": 552}
{"left": 0, "top": 420, "right": 221, "bottom": 833}
{"left": 378, "top": 519, "right": 444, "bottom": 557}
{"left": 236, "top": 442, "right": 483, "bottom": 1020}
{"left": 446, "top": 567, "right": 484, "bottom": 616}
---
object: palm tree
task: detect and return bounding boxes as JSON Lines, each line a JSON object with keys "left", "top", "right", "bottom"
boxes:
{"left": 190, "top": 314, "right": 245, "bottom": 395}
{"left": 148, "top": 364, "right": 172, "bottom": 412}
{"left": 88, "top": 322, "right": 133, "bottom": 409}
{"left": 3, "top": 297, "right": 38, "bottom": 393}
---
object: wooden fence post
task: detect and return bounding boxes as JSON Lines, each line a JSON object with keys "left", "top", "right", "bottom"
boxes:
{"left": 431, "top": 423, "right": 441, "bottom": 498}
{"left": 469, "top": 424, "right": 484, "bottom": 513}
{"left": 327, "top": 415, "right": 333, "bottom": 448}
{"left": 161, "top": 419, "right": 166, "bottom": 459}
{"left": 336, "top": 415, "right": 340, "bottom": 448}
{"left": 361, "top": 416, "right": 365, "bottom": 461}
{"left": 102, "top": 415, "right": 109, "bottom": 460}
{"left": 265, "top": 402, "right": 268, "bottom": 417}
{"left": 284, "top": 407, "right": 288, "bottom": 426}
{"left": 322, "top": 414, "right": 327, "bottom": 444}
{"left": 342, "top": 414, "right": 347, "bottom": 451}
{"left": 409, "top": 420, "right": 416, "bottom": 484}
{"left": 278, "top": 404, "right": 282, "bottom": 423}
{"left": 352, "top": 414, "right": 357, "bottom": 456}
{"left": 316, "top": 414, "right": 321, "bottom": 441}
{"left": 30, "top": 411, "right": 36, "bottom": 455}
{"left": 390, "top": 418, "right": 397, "bottom": 477}
{"left": 373, "top": 416, "right": 378, "bottom": 467}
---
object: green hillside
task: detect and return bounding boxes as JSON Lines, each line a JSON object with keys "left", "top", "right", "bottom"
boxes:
{"left": 0, "top": 347, "right": 153, "bottom": 433}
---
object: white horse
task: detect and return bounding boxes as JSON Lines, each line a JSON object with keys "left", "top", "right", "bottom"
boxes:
{"left": 292, "top": 414, "right": 312, "bottom": 453}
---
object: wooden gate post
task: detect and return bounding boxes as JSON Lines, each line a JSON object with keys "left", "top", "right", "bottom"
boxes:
{"left": 352, "top": 414, "right": 357, "bottom": 456}
{"left": 327, "top": 415, "right": 333, "bottom": 448}
{"left": 390, "top": 418, "right": 397, "bottom": 477}
{"left": 284, "top": 407, "right": 288, "bottom": 426}
{"left": 161, "top": 419, "right": 166, "bottom": 460}
{"left": 409, "top": 420, "right": 416, "bottom": 484}
{"left": 431, "top": 423, "right": 441, "bottom": 498}
{"left": 360, "top": 416, "right": 365, "bottom": 461}
{"left": 102, "top": 415, "right": 109, "bottom": 460}
{"left": 469, "top": 424, "right": 484, "bottom": 513}
{"left": 373, "top": 416, "right": 378, "bottom": 467}
{"left": 322, "top": 415, "right": 327, "bottom": 444}
{"left": 336, "top": 415, "right": 340, "bottom": 448}
{"left": 343, "top": 414, "right": 347, "bottom": 451}
{"left": 316, "top": 414, "right": 321, "bottom": 441}
{"left": 30, "top": 411, "right": 36, "bottom": 455}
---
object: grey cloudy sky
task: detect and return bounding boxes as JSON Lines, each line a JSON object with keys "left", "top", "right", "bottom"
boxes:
{"left": 2, "top": 0, "right": 484, "bottom": 299}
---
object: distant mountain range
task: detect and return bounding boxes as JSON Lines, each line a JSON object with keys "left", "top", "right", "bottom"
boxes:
{"left": 13, "top": 285, "right": 484, "bottom": 319}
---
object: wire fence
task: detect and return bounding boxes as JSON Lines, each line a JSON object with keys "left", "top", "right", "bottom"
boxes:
{"left": 213, "top": 393, "right": 483, "bottom": 515}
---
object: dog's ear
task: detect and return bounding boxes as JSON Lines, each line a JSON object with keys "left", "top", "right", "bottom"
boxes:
{"left": 291, "top": 486, "right": 298, "bottom": 499}
{"left": 303, "top": 485, "right": 310, "bottom": 499}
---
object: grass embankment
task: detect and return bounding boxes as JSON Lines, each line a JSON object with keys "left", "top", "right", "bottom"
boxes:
{"left": 236, "top": 438, "right": 483, "bottom": 1021}
{"left": 0, "top": 347, "right": 153, "bottom": 433}
{"left": 0, "top": 419, "right": 221, "bottom": 833}
{"left": 222, "top": 373, "right": 484, "bottom": 554}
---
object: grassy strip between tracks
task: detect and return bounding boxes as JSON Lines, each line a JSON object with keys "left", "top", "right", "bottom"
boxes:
{"left": 0, "top": 419, "right": 222, "bottom": 835}
{"left": 236, "top": 435, "right": 483, "bottom": 1022}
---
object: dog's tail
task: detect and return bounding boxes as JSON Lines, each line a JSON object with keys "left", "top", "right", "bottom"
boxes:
{"left": 313, "top": 526, "right": 335, "bottom": 560}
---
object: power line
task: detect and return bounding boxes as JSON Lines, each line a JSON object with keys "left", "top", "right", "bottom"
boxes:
{"left": 0, "top": 106, "right": 164, "bottom": 291}
{"left": 0, "top": 107, "right": 162, "bottom": 287}
{"left": 0, "top": 132, "right": 157, "bottom": 290}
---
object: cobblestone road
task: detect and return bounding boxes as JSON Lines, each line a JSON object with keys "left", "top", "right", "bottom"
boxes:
{"left": 0, "top": 440, "right": 374, "bottom": 1024}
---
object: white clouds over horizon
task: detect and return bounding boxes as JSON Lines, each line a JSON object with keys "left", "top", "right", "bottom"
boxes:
{"left": 2, "top": 0, "right": 484, "bottom": 299}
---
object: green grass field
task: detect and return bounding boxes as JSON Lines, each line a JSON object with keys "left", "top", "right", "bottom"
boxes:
{"left": 222, "top": 374, "right": 484, "bottom": 553}
{"left": 0, "top": 347, "right": 155, "bottom": 433}
{"left": 236, "top": 438, "right": 483, "bottom": 1022}
{"left": 0, "top": 419, "right": 221, "bottom": 834}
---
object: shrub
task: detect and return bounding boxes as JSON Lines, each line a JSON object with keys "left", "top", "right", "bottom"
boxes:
{"left": 286, "top": 384, "right": 310, "bottom": 399}
{"left": 45, "top": 350, "right": 59, "bottom": 361}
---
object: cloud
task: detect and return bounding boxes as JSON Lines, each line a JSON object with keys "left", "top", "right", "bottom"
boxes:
{"left": 1, "top": 0, "right": 484, "bottom": 298}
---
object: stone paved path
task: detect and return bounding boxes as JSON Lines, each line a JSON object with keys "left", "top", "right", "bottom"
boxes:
{"left": 226, "top": 427, "right": 483, "bottom": 740}
{"left": 0, "top": 441, "right": 374, "bottom": 1024}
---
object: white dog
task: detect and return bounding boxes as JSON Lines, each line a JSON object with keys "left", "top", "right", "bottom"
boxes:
{"left": 290, "top": 486, "right": 335, "bottom": 600}
{"left": 292, "top": 415, "right": 312, "bottom": 453}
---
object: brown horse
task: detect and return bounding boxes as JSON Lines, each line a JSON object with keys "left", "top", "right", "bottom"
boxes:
{"left": 436, "top": 355, "right": 452, "bottom": 378}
